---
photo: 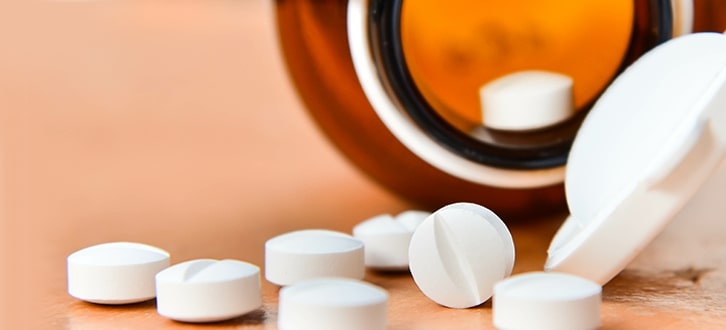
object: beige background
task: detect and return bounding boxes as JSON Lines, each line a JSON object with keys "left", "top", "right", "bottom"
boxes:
{"left": 1, "top": 1, "right": 725, "bottom": 329}
{"left": 0, "top": 1, "right": 408, "bottom": 327}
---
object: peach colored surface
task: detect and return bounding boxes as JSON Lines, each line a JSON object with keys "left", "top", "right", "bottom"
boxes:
{"left": 1, "top": 1, "right": 725, "bottom": 329}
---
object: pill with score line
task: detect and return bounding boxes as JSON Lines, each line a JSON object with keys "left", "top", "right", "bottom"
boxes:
{"left": 155, "top": 259, "right": 262, "bottom": 323}
{"left": 408, "top": 202, "right": 515, "bottom": 308}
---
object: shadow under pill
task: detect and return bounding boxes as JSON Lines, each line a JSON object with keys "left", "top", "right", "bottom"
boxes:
{"left": 79, "top": 298, "right": 157, "bottom": 311}
{"left": 221, "top": 309, "right": 268, "bottom": 326}
{"left": 65, "top": 299, "right": 158, "bottom": 329}
{"left": 169, "top": 308, "right": 269, "bottom": 326}
{"left": 367, "top": 268, "right": 412, "bottom": 277}
{"left": 364, "top": 269, "right": 414, "bottom": 290}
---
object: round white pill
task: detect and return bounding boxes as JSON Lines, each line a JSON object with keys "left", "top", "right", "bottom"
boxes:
{"left": 265, "top": 229, "right": 365, "bottom": 286}
{"left": 278, "top": 278, "right": 388, "bottom": 330}
{"left": 437, "top": 203, "right": 515, "bottom": 276}
{"left": 67, "top": 242, "right": 170, "bottom": 304}
{"left": 493, "top": 272, "right": 602, "bottom": 330}
{"left": 408, "top": 202, "right": 514, "bottom": 308}
{"left": 352, "top": 210, "right": 429, "bottom": 270}
{"left": 480, "top": 70, "right": 575, "bottom": 131}
{"left": 155, "top": 259, "right": 262, "bottom": 323}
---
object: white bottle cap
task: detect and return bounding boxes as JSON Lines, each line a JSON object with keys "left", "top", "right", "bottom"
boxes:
{"left": 265, "top": 229, "right": 365, "bottom": 286}
{"left": 493, "top": 272, "right": 601, "bottom": 330}
{"left": 408, "top": 203, "right": 514, "bottom": 308}
{"left": 480, "top": 70, "right": 575, "bottom": 131}
{"left": 546, "top": 32, "right": 726, "bottom": 284}
{"left": 278, "top": 278, "right": 388, "bottom": 330}
{"left": 352, "top": 210, "right": 429, "bottom": 270}
{"left": 67, "top": 242, "right": 170, "bottom": 304}
{"left": 155, "top": 259, "right": 262, "bottom": 323}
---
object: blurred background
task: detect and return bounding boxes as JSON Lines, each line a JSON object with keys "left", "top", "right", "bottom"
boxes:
{"left": 0, "top": 1, "right": 410, "bottom": 327}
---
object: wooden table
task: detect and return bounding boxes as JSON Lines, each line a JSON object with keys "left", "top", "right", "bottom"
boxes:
{"left": 1, "top": 1, "right": 725, "bottom": 329}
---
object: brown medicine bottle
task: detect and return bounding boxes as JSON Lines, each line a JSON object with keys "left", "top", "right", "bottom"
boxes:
{"left": 275, "top": 0, "right": 726, "bottom": 218}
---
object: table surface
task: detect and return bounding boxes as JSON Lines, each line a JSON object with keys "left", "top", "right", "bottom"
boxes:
{"left": 1, "top": 1, "right": 725, "bottom": 329}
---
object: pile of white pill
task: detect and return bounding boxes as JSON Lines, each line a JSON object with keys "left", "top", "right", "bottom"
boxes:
{"left": 67, "top": 242, "right": 263, "bottom": 323}
{"left": 66, "top": 202, "right": 602, "bottom": 329}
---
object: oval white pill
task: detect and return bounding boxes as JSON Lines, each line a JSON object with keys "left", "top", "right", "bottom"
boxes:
{"left": 408, "top": 202, "right": 514, "bottom": 308}
{"left": 278, "top": 278, "right": 388, "bottom": 330}
{"left": 480, "top": 70, "right": 575, "bottom": 131}
{"left": 67, "top": 242, "right": 170, "bottom": 304}
{"left": 265, "top": 229, "right": 365, "bottom": 286}
{"left": 155, "top": 259, "right": 262, "bottom": 323}
{"left": 352, "top": 210, "right": 429, "bottom": 270}
{"left": 493, "top": 272, "right": 602, "bottom": 330}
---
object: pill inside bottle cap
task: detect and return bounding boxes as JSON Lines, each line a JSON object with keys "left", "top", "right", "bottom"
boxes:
{"left": 546, "top": 32, "right": 726, "bottom": 285}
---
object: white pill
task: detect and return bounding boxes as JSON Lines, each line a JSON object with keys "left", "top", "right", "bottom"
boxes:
{"left": 265, "top": 229, "right": 365, "bottom": 286}
{"left": 278, "top": 278, "right": 388, "bottom": 330}
{"left": 437, "top": 203, "right": 515, "bottom": 276}
{"left": 493, "top": 272, "right": 602, "bottom": 330}
{"left": 155, "top": 259, "right": 262, "bottom": 323}
{"left": 480, "top": 70, "right": 575, "bottom": 131}
{"left": 352, "top": 210, "right": 429, "bottom": 270}
{"left": 67, "top": 242, "right": 170, "bottom": 304}
{"left": 408, "top": 202, "right": 515, "bottom": 308}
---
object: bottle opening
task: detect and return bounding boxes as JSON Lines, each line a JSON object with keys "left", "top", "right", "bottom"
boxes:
{"left": 401, "top": 0, "right": 635, "bottom": 134}
{"left": 367, "top": 0, "right": 671, "bottom": 169}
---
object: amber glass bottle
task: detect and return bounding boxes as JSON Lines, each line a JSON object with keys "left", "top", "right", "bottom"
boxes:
{"left": 275, "top": 0, "right": 726, "bottom": 218}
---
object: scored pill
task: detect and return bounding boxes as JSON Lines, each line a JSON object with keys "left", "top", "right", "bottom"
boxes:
{"left": 480, "top": 70, "right": 575, "bottom": 131}
{"left": 438, "top": 203, "right": 515, "bottom": 276}
{"left": 278, "top": 278, "right": 388, "bottom": 330}
{"left": 352, "top": 210, "right": 429, "bottom": 270}
{"left": 265, "top": 229, "right": 365, "bottom": 286}
{"left": 67, "top": 242, "right": 170, "bottom": 304}
{"left": 493, "top": 272, "right": 602, "bottom": 330}
{"left": 408, "top": 202, "right": 515, "bottom": 308}
{"left": 155, "top": 259, "right": 262, "bottom": 323}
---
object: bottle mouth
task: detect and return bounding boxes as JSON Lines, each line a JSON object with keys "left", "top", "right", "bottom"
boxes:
{"left": 350, "top": 0, "right": 672, "bottom": 182}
